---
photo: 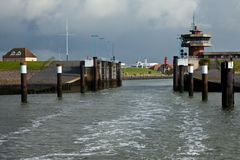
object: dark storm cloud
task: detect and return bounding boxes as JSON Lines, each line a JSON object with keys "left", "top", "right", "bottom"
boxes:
{"left": 1, "top": 0, "right": 239, "bottom": 63}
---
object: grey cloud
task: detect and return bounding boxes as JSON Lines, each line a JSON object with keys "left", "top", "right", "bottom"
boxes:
{"left": 0, "top": 0, "right": 239, "bottom": 64}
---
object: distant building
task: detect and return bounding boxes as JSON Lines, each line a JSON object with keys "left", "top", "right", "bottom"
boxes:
{"left": 132, "top": 59, "right": 158, "bottom": 68}
{"left": 203, "top": 52, "right": 240, "bottom": 59}
{"left": 149, "top": 57, "right": 173, "bottom": 74}
{"left": 159, "top": 57, "right": 173, "bottom": 73}
{"left": 3, "top": 48, "right": 37, "bottom": 62}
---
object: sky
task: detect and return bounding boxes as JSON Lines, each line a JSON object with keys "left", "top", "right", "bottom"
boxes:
{"left": 0, "top": 0, "right": 240, "bottom": 64}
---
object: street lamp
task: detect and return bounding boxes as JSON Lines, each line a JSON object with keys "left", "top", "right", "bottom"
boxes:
{"left": 107, "top": 41, "right": 115, "bottom": 61}
{"left": 98, "top": 37, "right": 105, "bottom": 56}
{"left": 91, "top": 34, "right": 99, "bottom": 56}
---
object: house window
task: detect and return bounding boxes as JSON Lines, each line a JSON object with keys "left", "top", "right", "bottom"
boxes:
{"left": 16, "top": 51, "right": 22, "bottom": 55}
{"left": 10, "top": 51, "right": 16, "bottom": 56}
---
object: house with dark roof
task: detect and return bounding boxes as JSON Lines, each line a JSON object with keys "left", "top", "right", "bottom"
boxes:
{"left": 2, "top": 48, "right": 37, "bottom": 62}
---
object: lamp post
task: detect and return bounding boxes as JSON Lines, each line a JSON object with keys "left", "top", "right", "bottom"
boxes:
{"left": 98, "top": 37, "right": 105, "bottom": 56}
{"left": 91, "top": 34, "right": 99, "bottom": 56}
{"left": 111, "top": 42, "right": 115, "bottom": 61}
{"left": 107, "top": 41, "right": 115, "bottom": 61}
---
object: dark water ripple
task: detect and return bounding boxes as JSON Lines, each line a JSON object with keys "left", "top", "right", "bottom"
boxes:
{"left": 0, "top": 80, "right": 240, "bottom": 159}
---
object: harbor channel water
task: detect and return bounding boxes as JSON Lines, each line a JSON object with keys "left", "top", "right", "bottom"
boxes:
{"left": 1, "top": 79, "right": 240, "bottom": 159}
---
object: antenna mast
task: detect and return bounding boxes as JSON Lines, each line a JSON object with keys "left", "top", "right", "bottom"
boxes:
{"left": 192, "top": 12, "right": 196, "bottom": 30}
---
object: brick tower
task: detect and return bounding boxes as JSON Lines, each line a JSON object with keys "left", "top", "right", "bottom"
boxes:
{"left": 180, "top": 19, "right": 211, "bottom": 57}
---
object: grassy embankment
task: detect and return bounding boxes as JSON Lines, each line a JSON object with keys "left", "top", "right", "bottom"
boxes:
{"left": 122, "top": 68, "right": 163, "bottom": 77}
{"left": 0, "top": 61, "right": 53, "bottom": 85}
{"left": 216, "top": 59, "right": 240, "bottom": 74}
{"left": 234, "top": 61, "right": 240, "bottom": 74}
{"left": 0, "top": 61, "right": 48, "bottom": 71}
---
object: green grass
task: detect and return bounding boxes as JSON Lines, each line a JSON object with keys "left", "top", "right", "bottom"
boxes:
{"left": 234, "top": 61, "right": 240, "bottom": 73}
{"left": 209, "top": 60, "right": 240, "bottom": 73}
{"left": 122, "top": 68, "right": 162, "bottom": 76}
{"left": 0, "top": 61, "right": 47, "bottom": 71}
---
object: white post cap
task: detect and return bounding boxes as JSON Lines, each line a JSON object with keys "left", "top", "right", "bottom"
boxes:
{"left": 188, "top": 65, "right": 194, "bottom": 73}
{"left": 201, "top": 65, "right": 208, "bottom": 74}
{"left": 228, "top": 61, "right": 234, "bottom": 69}
{"left": 20, "top": 64, "right": 27, "bottom": 74}
{"left": 57, "top": 65, "right": 62, "bottom": 74}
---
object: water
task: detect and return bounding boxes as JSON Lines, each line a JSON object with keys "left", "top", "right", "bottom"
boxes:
{"left": 1, "top": 79, "right": 240, "bottom": 159}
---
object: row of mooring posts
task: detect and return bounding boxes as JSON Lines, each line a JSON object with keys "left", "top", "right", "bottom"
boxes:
{"left": 173, "top": 56, "right": 234, "bottom": 110}
{"left": 20, "top": 58, "right": 122, "bottom": 103}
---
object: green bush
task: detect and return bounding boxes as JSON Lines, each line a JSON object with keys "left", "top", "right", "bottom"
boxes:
{"left": 199, "top": 58, "right": 211, "bottom": 66}
{"left": 234, "top": 61, "right": 240, "bottom": 73}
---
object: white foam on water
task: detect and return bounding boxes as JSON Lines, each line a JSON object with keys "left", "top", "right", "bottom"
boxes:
{"left": 73, "top": 95, "right": 171, "bottom": 157}
{"left": 12, "top": 128, "right": 31, "bottom": 135}
{"left": 0, "top": 134, "right": 7, "bottom": 143}
{"left": 175, "top": 106, "right": 211, "bottom": 159}
{"left": 0, "top": 113, "right": 62, "bottom": 146}
{"left": 0, "top": 139, "right": 7, "bottom": 145}
{"left": 32, "top": 113, "right": 62, "bottom": 128}
{"left": 22, "top": 150, "right": 119, "bottom": 160}
{"left": 22, "top": 153, "right": 85, "bottom": 160}
{"left": 119, "top": 141, "right": 145, "bottom": 149}
{"left": 74, "top": 120, "right": 146, "bottom": 155}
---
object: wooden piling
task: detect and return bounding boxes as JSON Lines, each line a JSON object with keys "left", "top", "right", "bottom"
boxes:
{"left": 93, "top": 57, "right": 98, "bottom": 91}
{"left": 117, "top": 62, "right": 122, "bottom": 87}
{"left": 201, "top": 62, "right": 208, "bottom": 101}
{"left": 109, "top": 62, "right": 113, "bottom": 88}
{"left": 173, "top": 56, "right": 179, "bottom": 91}
{"left": 179, "top": 65, "right": 184, "bottom": 93}
{"left": 101, "top": 61, "right": 105, "bottom": 89}
{"left": 221, "top": 61, "right": 234, "bottom": 109}
{"left": 106, "top": 62, "right": 109, "bottom": 88}
{"left": 57, "top": 64, "right": 62, "bottom": 98}
{"left": 188, "top": 64, "right": 194, "bottom": 97}
{"left": 113, "top": 63, "right": 117, "bottom": 87}
{"left": 20, "top": 62, "right": 27, "bottom": 103}
{"left": 80, "top": 61, "right": 86, "bottom": 93}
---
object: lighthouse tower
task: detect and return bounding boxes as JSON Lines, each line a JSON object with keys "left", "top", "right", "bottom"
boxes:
{"left": 164, "top": 57, "right": 169, "bottom": 65}
{"left": 180, "top": 16, "right": 211, "bottom": 57}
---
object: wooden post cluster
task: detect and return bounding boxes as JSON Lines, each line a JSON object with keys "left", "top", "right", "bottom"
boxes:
{"left": 173, "top": 56, "right": 179, "bottom": 91}
{"left": 91, "top": 58, "right": 120, "bottom": 91}
{"left": 19, "top": 58, "right": 122, "bottom": 103}
{"left": 20, "top": 62, "right": 28, "bottom": 103}
{"left": 188, "top": 64, "right": 194, "bottom": 97}
{"left": 201, "top": 62, "right": 208, "bottom": 101}
{"left": 221, "top": 60, "right": 234, "bottom": 109}
{"left": 172, "top": 56, "right": 237, "bottom": 109}
{"left": 57, "top": 64, "right": 62, "bottom": 98}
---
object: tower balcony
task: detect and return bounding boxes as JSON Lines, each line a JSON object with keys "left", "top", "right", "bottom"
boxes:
{"left": 182, "top": 40, "right": 212, "bottom": 47}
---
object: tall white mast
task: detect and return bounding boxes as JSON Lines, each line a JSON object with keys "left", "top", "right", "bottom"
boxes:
{"left": 66, "top": 19, "right": 69, "bottom": 61}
